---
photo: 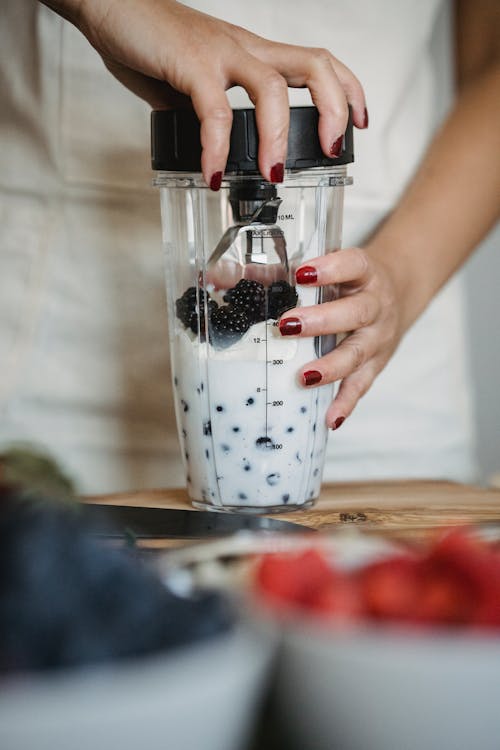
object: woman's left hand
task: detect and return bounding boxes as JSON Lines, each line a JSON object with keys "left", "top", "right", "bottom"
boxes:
{"left": 278, "top": 247, "right": 404, "bottom": 430}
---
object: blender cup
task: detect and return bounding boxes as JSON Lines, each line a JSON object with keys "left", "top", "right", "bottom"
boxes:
{"left": 152, "top": 107, "right": 353, "bottom": 512}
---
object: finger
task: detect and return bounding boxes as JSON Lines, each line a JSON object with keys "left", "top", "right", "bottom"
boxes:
{"left": 231, "top": 53, "right": 289, "bottom": 181}
{"left": 328, "top": 56, "right": 368, "bottom": 129}
{"left": 279, "top": 291, "right": 379, "bottom": 338}
{"left": 189, "top": 81, "right": 233, "bottom": 189}
{"left": 325, "top": 363, "right": 377, "bottom": 429}
{"left": 298, "top": 330, "right": 376, "bottom": 387}
{"left": 246, "top": 43, "right": 349, "bottom": 157}
{"left": 295, "top": 247, "right": 371, "bottom": 286}
{"left": 307, "top": 55, "right": 349, "bottom": 158}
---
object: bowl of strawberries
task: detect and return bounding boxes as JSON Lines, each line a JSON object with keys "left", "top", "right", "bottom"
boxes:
{"left": 252, "top": 529, "right": 500, "bottom": 750}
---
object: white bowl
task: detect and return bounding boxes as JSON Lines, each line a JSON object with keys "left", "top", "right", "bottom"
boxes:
{"left": 0, "top": 624, "right": 274, "bottom": 750}
{"left": 163, "top": 530, "right": 500, "bottom": 750}
{"left": 273, "top": 621, "right": 500, "bottom": 750}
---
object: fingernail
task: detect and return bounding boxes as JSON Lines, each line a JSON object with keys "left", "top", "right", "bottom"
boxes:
{"left": 210, "top": 171, "right": 222, "bottom": 191}
{"left": 270, "top": 162, "right": 284, "bottom": 183}
{"left": 331, "top": 416, "right": 346, "bottom": 430}
{"left": 330, "top": 135, "right": 343, "bottom": 158}
{"left": 362, "top": 107, "right": 369, "bottom": 129}
{"left": 296, "top": 266, "right": 318, "bottom": 285}
{"left": 279, "top": 317, "right": 302, "bottom": 336}
{"left": 303, "top": 370, "right": 322, "bottom": 386}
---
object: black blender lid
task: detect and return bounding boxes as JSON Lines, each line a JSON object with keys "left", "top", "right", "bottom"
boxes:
{"left": 151, "top": 106, "right": 354, "bottom": 173}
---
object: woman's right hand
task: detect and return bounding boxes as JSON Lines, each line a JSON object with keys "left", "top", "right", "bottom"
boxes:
{"left": 42, "top": 0, "right": 367, "bottom": 187}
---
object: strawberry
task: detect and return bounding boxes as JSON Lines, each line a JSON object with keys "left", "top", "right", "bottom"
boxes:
{"left": 358, "top": 557, "right": 421, "bottom": 621}
{"left": 255, "top": 548, "right": 336, "bottom": 608}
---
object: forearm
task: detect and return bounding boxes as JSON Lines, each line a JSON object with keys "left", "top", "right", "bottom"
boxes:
{"left": 366, "top": 63, "right": 500, "bottom": 333}
{"left": 39, "top": 0, "right": 86, "bottom": 25}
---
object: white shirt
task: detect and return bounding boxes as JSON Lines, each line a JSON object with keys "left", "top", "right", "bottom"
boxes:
{"left": 0, "top": 0, "right": 475, "bottom": 492}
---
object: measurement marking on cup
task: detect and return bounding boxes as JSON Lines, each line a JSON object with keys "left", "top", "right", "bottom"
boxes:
{"left": 265, "top": 319, "right": 269, "bottom": 437}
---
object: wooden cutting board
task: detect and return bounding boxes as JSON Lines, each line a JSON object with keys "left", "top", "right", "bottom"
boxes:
{"left": 85, "top": 480, "right": 500, "bottom": 542}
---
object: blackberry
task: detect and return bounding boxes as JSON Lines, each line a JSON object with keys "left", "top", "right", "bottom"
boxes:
{"left": 223, "top": 279, "right": 266, "bottom": 323}
{"left": 175, "top": 286, "right": 218, "bottom": 335}
{"left": 266, "top": 280, "right": 299, "bottom": 319}
{"left": 210, "top": 306, "right": 251, "bottom": 349}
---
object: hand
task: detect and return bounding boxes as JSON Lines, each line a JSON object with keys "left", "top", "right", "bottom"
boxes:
{"left": 278, "top": 248, "right": 404, "bottom": 429}
{"left": 45, "top": 0, "right": 367, "bottom": 186}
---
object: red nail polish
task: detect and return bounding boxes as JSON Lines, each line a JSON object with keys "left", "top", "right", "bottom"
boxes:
{"left": 210, "top": 171, "right": 222, "bottom": 191}
{"left": 270, "top": 162, "right": 284, "bottom": 183}
{"left": 362, "top": 107, "right": 369, "bottom": 129}
{"left": 303, "top": 370, "right": 322, "bottom": 386}
{"left": 330, "top": 136, "right": 343, "bottom": 158}
{"left": 279, "top": 317, "right": 302, "bottom": 336}
{"left": 296, "top": 266, "right": 318, "bottom": 285}
{"left": 331, "top": 416, "right": 345, "bottom": 430}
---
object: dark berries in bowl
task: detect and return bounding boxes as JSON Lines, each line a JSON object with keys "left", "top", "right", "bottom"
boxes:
{"left": 0, "top": 498, "right": 234, "bottom": 675}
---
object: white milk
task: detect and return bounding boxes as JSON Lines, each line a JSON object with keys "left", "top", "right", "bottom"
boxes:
{"left": 172, "top": 320, "right": 333, "bottom": 511}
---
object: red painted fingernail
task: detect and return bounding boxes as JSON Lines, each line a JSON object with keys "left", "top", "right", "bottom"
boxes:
{"left": 362, "top": 107, "right": 369, "bottom": 129}
{"left": 279, "top": 317, "right": 302, "bottom": 336}
{"left": 296, "top": 266, "right": 318, "bottom": 285}
{"left": 330, "top": 135, "right": 343, "bottom": 158}
{"left": 303, "top": 370, "right": 322, "bottom": 386}
{"left": 270, "top": 162, "right": 284, "bottom": 183}
{"left": 210, "top": 171, "right": 222, "bottom": 191}
{"left": 331, "top": 416, "right": 346, "bottom": 430}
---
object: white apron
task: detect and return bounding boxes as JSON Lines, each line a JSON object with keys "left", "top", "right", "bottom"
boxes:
{"left": 0, "top": 0, "right": 476, "bottom": 492}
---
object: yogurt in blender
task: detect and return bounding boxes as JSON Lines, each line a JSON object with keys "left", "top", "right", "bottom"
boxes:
{"left": 172, "top": 285, "right": 333, "bottom": 512}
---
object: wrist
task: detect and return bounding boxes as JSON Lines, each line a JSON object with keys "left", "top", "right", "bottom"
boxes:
{"left": 364, "top": 233, "right": 435, "bottom": 335}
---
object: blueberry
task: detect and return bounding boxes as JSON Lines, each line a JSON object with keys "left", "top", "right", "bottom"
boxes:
{"left": 246, "top": 397, "right": 255, "bottom": 406}
{"left": 295, "top": 452, "right": 302, "bottom": 463}
{"left": 313, "top": 468, "right": 319, "bottom": 476}
{"left": 205, "top": 449, "right": 210, "bottom": 459}
{"left": 312, "top": 422, "right": 316, "bottom": 432}
{"left": 256, "top": 437, "right": 273, "bottom": 450}
{"left": 238, "top": 492, "right": 248, "bottom": 500}
{"left": 221, "top": 444, "right": 231, "bottom": 454}
{"left": 182, "top": 428, "right": 187, "bottom": 438}
{"left": 232, "top": 426, "right": 240, "bottom": 433}
{"left": 181, "top": 399, "right": 189, "bottom": 413}
{"left": 203, "top": 420, "right": 212, "bottom": 436}
{"left": 300, "top": 406, "right": 307, "bottom": 413}
{"left": 282, "top": 494, "right": 290, "bottom": 503}
{"left": 174, "top": 376, "right": 179, "bottom": 387}
{"left": 266, "top": 473, "right": 280, "bottom": 486}
{"left": 216, "top": 405, "right": 224, "bottom": 413}
{"left": 243, "top": 463, "right": 251, "bottom": 472}
{"left": 286, "top": 426, "right": 294, "bottom": 433}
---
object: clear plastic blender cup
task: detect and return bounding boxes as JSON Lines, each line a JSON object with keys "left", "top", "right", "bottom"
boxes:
{"left": 152, "top": 107, "right": 353, "bottom": 512}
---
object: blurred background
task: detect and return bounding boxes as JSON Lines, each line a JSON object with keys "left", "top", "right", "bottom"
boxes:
{"left": 464, "top": 226, "right": 500, "bottom": 486}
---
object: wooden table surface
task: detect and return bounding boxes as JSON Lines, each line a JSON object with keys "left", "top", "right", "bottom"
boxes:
{"left": 86, "top": 480, "right": 500, "bottom": 543}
